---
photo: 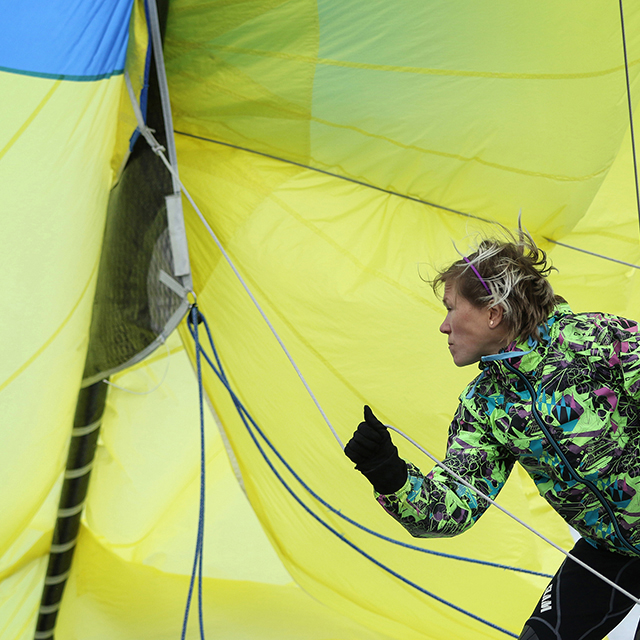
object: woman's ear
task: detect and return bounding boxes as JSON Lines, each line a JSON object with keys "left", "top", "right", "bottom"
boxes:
{"left": 488, "top": 304, "right": 504, "bottom": 328}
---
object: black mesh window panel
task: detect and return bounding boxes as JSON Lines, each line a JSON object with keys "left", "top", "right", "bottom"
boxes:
{"left": 83, "top": 0, "right": 189, "bottom": 385}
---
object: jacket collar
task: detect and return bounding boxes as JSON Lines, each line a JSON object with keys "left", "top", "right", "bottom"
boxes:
{"left": 467, "top": 303, "right": 572, "bottom": 398}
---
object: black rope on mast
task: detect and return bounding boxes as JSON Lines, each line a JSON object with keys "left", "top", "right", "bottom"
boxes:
{"left": 619, "top": 0, "right": 640, "bottom": 231}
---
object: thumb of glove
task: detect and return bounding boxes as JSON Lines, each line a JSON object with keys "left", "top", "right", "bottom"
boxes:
{"left": 353, "top": 405, "right": 407, "bottom": 494}
{"left": 363, "top": 405, "right": 386, "bottom": 431}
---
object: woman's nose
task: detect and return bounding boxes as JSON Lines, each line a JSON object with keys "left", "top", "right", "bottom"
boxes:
{"left": 440, "top": 319, "right": 450, "bottom": 334}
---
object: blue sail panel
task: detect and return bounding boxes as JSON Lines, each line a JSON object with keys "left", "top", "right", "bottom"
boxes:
{"left": 0, "top": 0, "right": 134, "bottom": 80}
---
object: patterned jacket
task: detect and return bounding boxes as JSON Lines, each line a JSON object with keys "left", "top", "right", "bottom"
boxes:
{"left": 377, "top": 303, "right": 640, "bottom": 556}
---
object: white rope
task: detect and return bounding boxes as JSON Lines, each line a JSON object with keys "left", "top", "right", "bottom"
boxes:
{"left": 146, "top": 142, "right": 344, "bottom": 448}
{"left": 124, "top": 71, "right": 164, "bottom": 155}
{"left": 122, "top": 15, "right": 342, "bottom": 446}
{"left": 387, "top": 424, "right": 640, "bottom": 605}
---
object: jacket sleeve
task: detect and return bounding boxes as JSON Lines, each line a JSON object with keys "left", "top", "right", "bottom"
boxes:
{"left": 375, "top": 401, "right": 515, "bottom": 538}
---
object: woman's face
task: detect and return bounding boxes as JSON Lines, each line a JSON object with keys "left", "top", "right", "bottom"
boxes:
{"left": 439, "top": 281, "right": 509, "bottom": 367}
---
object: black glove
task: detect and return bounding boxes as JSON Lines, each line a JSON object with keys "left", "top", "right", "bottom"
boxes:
{"left": 344, "top": 405, "right": 407, "bottom": 494}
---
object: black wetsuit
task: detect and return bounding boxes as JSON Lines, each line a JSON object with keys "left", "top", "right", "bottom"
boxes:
{"left": 519, "top": 539, "right": 640, "bottom": 640}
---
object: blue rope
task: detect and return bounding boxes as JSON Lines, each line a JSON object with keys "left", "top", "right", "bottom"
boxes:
{"left": 185, "top": 308, "right": 529, "bottom": 638}
{"left": 192, "top": 312, "right": 552, "bottom": 578}
{"left": 196, "top": 307, "right": 206, "bottom": 640}
{"left": 181, "top": 305, "right": 207, "bottom": 640}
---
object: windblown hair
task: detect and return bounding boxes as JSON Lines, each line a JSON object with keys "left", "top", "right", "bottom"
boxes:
{"left": 432, "top": 228, "right": 558, "bottom": 344}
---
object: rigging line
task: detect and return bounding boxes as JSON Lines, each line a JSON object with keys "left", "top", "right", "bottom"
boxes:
{"left": 175, "top": 130, "right": 640, "bottom": 270}
{"left": 188, "top": 314, "right": 553, "bottom": 579}
{"left": 181, "top": 306, "right": 207, "bottom": 640}
{"left": 172, "top": 129, "right": 492, "bottom": 224}
{"left": 544, "top": 238, "right": 640, "bottom": 270}
{"left": 186, "top": 320, "right": 518, "bottom": 638}
{"left": 195, "top": 309, "right": 206, "bottom": 640}
{"left": 150, "top": 142, "right": 344, "bottom": 449}
{"left": 618, "top": 0, "right": 640, "bottom": 231}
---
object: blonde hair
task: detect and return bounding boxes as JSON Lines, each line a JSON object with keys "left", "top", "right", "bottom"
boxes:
{"left": 432, "top": 229, "right": 558, "bottom": 344}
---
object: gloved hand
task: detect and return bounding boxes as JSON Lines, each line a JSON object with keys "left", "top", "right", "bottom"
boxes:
{"left": 344, "top": 405, "right": 407, "bottom": 494}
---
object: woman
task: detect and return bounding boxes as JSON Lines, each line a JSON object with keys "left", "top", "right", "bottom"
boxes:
{"left": 344, "top": 230, "right": 640, "bottom": 640}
